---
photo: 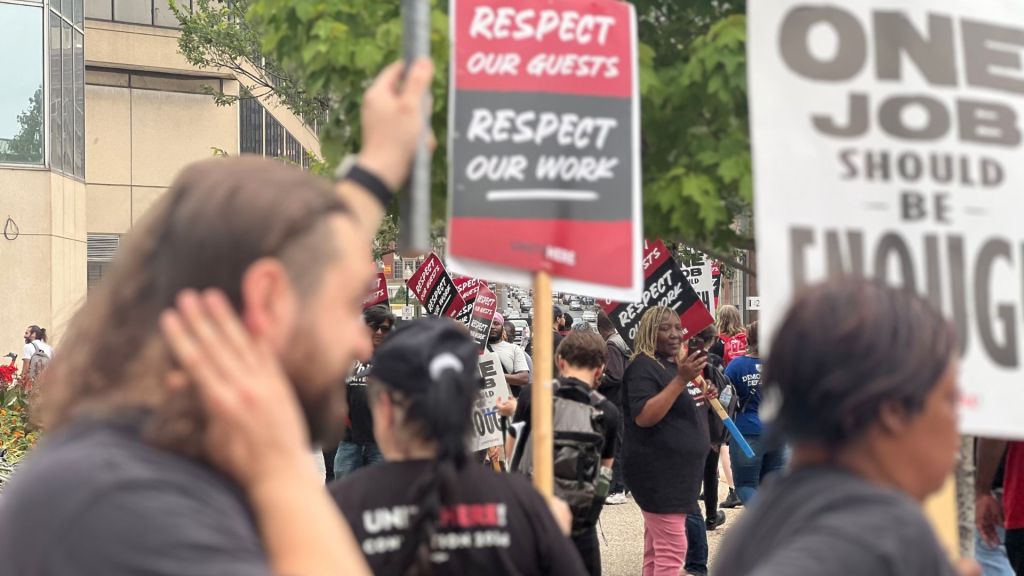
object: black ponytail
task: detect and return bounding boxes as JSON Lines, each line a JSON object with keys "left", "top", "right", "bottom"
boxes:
{"left": 391, "top": 366, "right": 478, "bottom": 576}
{"left": 29, "top": 326, "right": 47, "bottom": 343}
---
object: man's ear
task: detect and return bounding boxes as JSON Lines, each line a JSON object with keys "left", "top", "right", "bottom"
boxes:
{"left": 877, "top": 400, "right": 911, "bottom": 437}
{"left": 594, "top": 363, "right": 606, "bottom": 383}
{"left": 240, "top": 258, "right": 298, "bottom": 350}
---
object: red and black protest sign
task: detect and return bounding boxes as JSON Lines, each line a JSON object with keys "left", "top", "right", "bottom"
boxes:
{"left": 599, "top": 240, "right": 715, "bottom": 347}
{"left": 447, "top": 0, "right": 642, "bottom": 301}
{"left": 406, "top": 254, "right": 467, "bottom": 318}
{"left": 362, "top": 272, "right": 390, "bottom": 310}
{"left": 468, "top": 282, "right": 498, "bottom": 349}
{"left": 453, "top": 274, "right": 483, "bottom": 324}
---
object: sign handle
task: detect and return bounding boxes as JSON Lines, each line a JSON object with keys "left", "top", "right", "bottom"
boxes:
{"left": 697, "top": 375, "right": 756, "bottom": 458}
{"left": 531, "top": 270, "right": 554, "bottom": 497}
{"left": 397, "top": 0, "right": 431, "bottom": 257}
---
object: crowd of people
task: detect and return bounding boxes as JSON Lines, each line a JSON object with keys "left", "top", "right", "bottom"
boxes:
{"left": 0, "top": 57, "right": 1004, "bottom": 576}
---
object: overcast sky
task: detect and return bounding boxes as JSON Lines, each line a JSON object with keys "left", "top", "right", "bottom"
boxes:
{"left": 0, "top": 4, "right": 43, "bottom": 139}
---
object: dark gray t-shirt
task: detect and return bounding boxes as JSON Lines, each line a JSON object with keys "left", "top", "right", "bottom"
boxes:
{"left": 0, "top": 418, "right": 273, "bottom": 576}
{"left": 714, "top": 466, "right": 957, "bottom": 576}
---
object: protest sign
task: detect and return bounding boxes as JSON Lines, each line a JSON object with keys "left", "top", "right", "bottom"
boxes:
{"left": 469, "top": 282, "right": 498, "bottom": 349}
{"left": 406, "top": 254, "right": 466, "bottom": 319}
{"left": 599, "top": 240, "right": 715, "bottom": 348}
{"left": 681, "top": 250, "right": 717, "bottom": 319}
{"left": 453, "top": 274, "right": 482, "bottom": 324}
{"left": 472, "top": 351, "right": 513, "bottom": 451}
{"left": 749, "top": 0, "right": 1024, "bottom": 438}
{"left": 362, "top": 272, "right": 390, "bottom": 309}
{"left": 446, "top": 0, "right": 643, "bottom": 302}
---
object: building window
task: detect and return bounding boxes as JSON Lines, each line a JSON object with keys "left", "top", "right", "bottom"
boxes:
{"left": 238, "top": 96, "right": 316, "bottom": 168}
{"left": 239, "top": 96, "right": 263, "bottom": 155}
{"left": 49, "top": 10, "right": 63, "bottom": 172}
{"left": 87, "top": 233, "right": 120, "bottom": 292}
{"left": 47, "top": 7, "right": 85, "bottom": 179}
{"left": 86, "top": 0, "right": 192, "bottom": 27}
{"left": 84, "top": 0, "right": 110, "bottom": 19}
{"left": 0, "top": 3, "right": 44, "bottom": 165}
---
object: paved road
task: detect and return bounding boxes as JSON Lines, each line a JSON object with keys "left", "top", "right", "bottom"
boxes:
{"left": 598, "top": 482, "right": 743, "bottom": 576}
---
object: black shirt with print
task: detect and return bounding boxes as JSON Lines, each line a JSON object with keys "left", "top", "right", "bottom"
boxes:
{"left": 622, "top": 355, "right": 710, "bottom": 515}
{"left": 345, "top": 362, "right": 375, "bottom": 445}
{"left": 330, "top": 460, "right": 587, "bottom": 575}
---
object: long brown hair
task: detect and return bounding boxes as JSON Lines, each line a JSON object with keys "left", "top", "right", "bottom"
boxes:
{"left": 716, "top": 304, "right": 744, "bottom": 337}
{"left": 37, "top": 156, "right": 348, "bottom": 457}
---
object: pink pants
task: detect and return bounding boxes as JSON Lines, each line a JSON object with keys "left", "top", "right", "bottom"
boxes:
{"left": 641, "top": 510, "right": 688, "bottom": 576}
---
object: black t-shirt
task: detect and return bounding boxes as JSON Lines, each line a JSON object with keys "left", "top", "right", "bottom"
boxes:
{"left": 0, "top": 417, "right": 272, "bottom": 576}
{"left": 345, "top": 361, "right": 375, "bottom": 445}
{"left": 513, "top": 379, "right": 620, "bottom": 463}
{"left": 330, "top": 460, "right": 587, "bottom": 576}
{"left": 621, "top": 355, "right": 710, "bottom": 515}
{"left": 714, "top": 467, "right": 957, "bottom": 576}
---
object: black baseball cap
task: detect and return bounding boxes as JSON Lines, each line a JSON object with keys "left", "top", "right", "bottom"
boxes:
{"left": 367, "top": 318, "right": 480, "bottom": 393}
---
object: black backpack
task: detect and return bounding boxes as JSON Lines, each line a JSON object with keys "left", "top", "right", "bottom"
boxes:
{"left": 706, "top": 364, "right": 737, "bottom": 445}
{"left": 512, "top": 380, "right": 607, "bottom": 530}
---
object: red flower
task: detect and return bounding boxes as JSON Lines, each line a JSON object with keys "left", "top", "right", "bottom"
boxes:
{"left": 0, "top": 363, "right": 16, "bottom": 385}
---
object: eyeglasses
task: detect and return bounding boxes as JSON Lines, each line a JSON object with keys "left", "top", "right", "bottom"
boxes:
{"left": 370, "top": 323, "right": 393, "bottom": 334}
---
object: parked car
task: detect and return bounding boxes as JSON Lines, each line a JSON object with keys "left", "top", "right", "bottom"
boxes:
{"left": 508, "top": 319, "right": 530, "bottom": 347}
{"left": 582, "top": 310, "right": 597, "bottom": 324}
{"left": 569, "top": 300, "right": 582, "bottom": 311}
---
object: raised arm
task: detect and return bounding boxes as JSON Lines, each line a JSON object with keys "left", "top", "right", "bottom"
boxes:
{"left": 336, "top": 59, "right": 434, "bottom": 240}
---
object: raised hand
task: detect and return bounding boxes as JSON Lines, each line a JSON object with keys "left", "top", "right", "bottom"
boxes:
{"left": 160, "top": 289, "right": 312, "bottom": 491}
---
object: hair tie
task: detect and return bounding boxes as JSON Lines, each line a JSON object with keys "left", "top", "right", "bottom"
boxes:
{"left": 429, "top": 353, "right": 463, "bottom": 382}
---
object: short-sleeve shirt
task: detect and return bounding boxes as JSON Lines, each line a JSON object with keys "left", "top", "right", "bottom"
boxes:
{"left": 345, "top": 361, "right": 376, "bottom": 445}
{"left": 491, "top": 341, "right": 530, "bottom": 376}
{"left": 725, "top": 355, "right": 762, "bottom": 436}
{"left": 714, "top": 466, "right": 957, "bottom": 576}
{"left": 330, "top": 459, "right": 588, "bottom": 575}
{"left": 21, "top": 340, "right": 53, "bottom": 362}
{"left": 621, "top": 355, "right": 710, "bottom": 515}
{"left": 1004, "top": 441, "right": 1024, "bottom": 530}
{"left": 0, "top": 417, "right": 272, "bottom": 576}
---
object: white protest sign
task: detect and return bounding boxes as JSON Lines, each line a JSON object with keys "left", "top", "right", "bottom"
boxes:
{"left": 472, "top": 351, "right": 513, "bottom": 451}
{"left": 749, "top": 1, "right": 1024, "bottom": 438}
{"left": 681, "top": 249, "right": 717, "bottom": 319}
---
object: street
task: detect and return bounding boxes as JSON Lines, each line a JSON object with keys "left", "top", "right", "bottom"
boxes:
{"left": 599, "top": 483, "right": 742, "bottom": 576}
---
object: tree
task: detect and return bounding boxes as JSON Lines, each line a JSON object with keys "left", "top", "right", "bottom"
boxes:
{"left": 2, "top": 87, "right": 44, "bottom": 164}
{"left": 176, "top": 0, "right": 752, "bottom": 253}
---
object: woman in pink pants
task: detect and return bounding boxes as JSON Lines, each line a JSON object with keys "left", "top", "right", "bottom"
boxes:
{"left": 621, "top": 306, "right": 710, "bottom": 576}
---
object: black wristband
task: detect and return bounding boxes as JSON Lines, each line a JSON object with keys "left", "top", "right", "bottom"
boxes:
{"left": 340, "top": 163, "right": 395, "bottom": 208}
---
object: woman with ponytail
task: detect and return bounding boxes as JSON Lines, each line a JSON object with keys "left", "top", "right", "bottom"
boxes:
{"left": 329, "top": 318, "right": 586, "bottom": 576}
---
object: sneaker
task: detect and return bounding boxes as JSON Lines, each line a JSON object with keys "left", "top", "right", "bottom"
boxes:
{"left": 721, "top": 488, "right": 742, "bottom": 509}
{"left": 706, "top": 510, "right": 727, "bottom": 531}
{"left": 606, "top": 492, "right": 629, "bottom": 505}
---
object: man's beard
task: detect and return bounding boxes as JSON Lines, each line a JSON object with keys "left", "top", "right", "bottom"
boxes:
{"left": 24, "top": 337, "right": 30, "bottom": 344}
{"left": 488, "top": 330, "right": 502, "bottom": 343}
{"left": 282, "top": 346, "right": 349, "bottom": 447}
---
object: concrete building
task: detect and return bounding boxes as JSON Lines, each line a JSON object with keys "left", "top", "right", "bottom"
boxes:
{"left": 0, "top": 0, "right": 320, "bottom": 358}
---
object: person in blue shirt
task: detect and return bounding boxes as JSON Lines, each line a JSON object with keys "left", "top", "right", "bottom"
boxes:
{"left": 724, "top": 321, "right": 787, "bottom": 504}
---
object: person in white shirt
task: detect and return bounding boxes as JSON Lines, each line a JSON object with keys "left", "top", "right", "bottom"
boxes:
{"left": 487, "top": 313, "right": 531, "bottom": 393}
{"left": 21, "top": 325, "right": 53, "bottom": 381}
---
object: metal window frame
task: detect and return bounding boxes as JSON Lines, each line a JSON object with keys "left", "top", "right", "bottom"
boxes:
{"left": 86, "top": 0, "right": 193, "bottom": 29}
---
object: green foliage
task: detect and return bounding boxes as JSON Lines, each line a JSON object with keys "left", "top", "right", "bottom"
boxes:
{"left": 0, "top": 386, "right": 41, "bottom": 475}
{"left": 177, "top": 0, "right": 752, "bottom": 252}
{"left": 2, "top": 87, "right": 44, "bottom": 164}
{"left": 640, "top": 12, "right": 752, "bottom": 250}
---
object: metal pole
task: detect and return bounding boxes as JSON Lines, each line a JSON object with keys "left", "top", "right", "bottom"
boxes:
{"left": 398, "top": 0, "right": 431, "bottom": 257}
